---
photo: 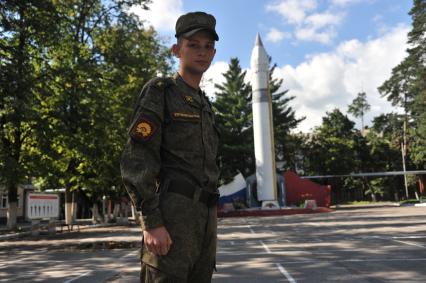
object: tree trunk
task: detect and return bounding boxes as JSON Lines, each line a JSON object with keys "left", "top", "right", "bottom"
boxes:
{"left": 65, "top": 186, "right": 73, "bottom": 225}
{"left": 72, "top": 191, "right": 77, "bottom": 220}
{"left": 131, "top": 204, "right": 140, "bottom": 225}
{"left": 113, "top": 203, "right": 120, "bottom": 220}
{"left": 370, "top": 193, "right": 377, "bottom": 202}
{"left": 91, "top": 203, "right": 100, "bottom": 223}
{"left": 419, "top": 176, "right": 425, "bottom": 196}
{"left": 7, "top": 184, "right": 18, "bottom": 229}
{"left": 394, "top": 191, "right": 399, "bottom": 202}
{"left": 107, "top": 199, "right": 112, "bottom": 222}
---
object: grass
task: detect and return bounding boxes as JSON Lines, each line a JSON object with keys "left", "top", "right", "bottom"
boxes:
{"left": 334, "top": 198, "right": 425, "bottom": 207}
{"left": 343, "top": 201, "right": 388, "bottom": 205}
{"left": 399, "top": 199, "right": 422, "bottom": 205}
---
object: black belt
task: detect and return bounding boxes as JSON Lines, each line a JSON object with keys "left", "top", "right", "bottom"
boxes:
{"left": 166, "top": 179, "right": 220, "bottom": 207}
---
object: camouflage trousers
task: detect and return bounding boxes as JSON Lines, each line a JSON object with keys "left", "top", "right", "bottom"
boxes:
{"left": 141, "top": 191, "right": 217, "bottom": 282}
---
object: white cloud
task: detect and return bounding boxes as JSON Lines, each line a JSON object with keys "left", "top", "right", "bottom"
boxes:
{"left": 129, "top": 0, "right": 183, "bottom": 32}
{"left": 272, "top": 24, "right": 409, "bottom": 132}
{"left": 330, "top": 0, "right": 371, "bottom": 6}
{"left": 265, "top": 0, "right": 344, "bottom": 44}
{"left": 266, "top": 27, "right": 292, "bottom": 43}
{"left": 266, "top": 0, "right": 317, "bottom": 25}
{"left": 305, "top": 12, "right": 343, "bottom": 29}
{"left": 201, "top": 61, "right": 229, "bottom": 100}
{"left": 295, "top": 26, "right": 337, "bottom": 44}
{"left": 201, "top": 25, "right": 409, "bottom": 133}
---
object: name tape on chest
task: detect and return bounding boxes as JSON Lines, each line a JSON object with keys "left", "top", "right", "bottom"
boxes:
{"left": 172, "top": 112, "right": 201, "bottom": 121}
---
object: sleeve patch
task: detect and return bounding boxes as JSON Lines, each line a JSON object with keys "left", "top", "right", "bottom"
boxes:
{"left": 130, "top": 117, "right": 157, "bottom": 142}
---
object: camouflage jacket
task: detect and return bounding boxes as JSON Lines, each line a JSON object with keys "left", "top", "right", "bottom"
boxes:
{"left": 120, "top": 73, "right": 220, "bottom": 230}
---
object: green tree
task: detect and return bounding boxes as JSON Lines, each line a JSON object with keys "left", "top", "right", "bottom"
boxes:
{"left": 32, "top": 0, "right": 153, "bottom": 224}
{"left": 304, "top": 109, "right": 358, "bottom": 176}
{"left": 410, "top": 92, "right": 426, "bottom": 168}
{"left": 408, "top": 0, "right": 426, "bottom": 169}
{"left": 0, "top": 0, "right": 59, "bottom": 228}
{"left": 303, "top": 109, "right": 366, "bottom": 203}
{"left": 379, "top": 0, "right": 426, "bottom": 170}
{"left": 269, "top": 61, "right": 305, "bottom": 170}
{"left": 213, "top": 58, "right": 253, "bottom": 184}
{"left": 89, "top": 14, "right": 172, "bottom": 204}
{"left": 348, "top": 92, "right": 370, "bottom": 130}
{"left": 366, "top": 114, "right": 405, "bottom": 200}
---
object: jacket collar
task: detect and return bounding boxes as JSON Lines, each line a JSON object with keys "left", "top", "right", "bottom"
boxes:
{"left": 174, "top": 73, "right": 202, "bottom": 107}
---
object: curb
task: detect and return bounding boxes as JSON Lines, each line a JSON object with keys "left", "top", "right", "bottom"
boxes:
{"left": 0, "top": 231, "right": 32, "bottom": 241}
{"left": 218, "top": 207, "right": 333, "bottom": 218}
{"left": 1, "top": 240, "right": 141, "bottom": 251}
{"left": 0, "top": 222, "right": 119, "bottom": 241}
{"left": 332, "top": 203, "right": 401, "bottom": 210}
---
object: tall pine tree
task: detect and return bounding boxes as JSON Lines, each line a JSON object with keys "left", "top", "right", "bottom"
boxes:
{"left": 348, "top": 92, "right": 370, "bottom": 130}
{"left": 269, "top": 61, "right": 304, "bottom": 170}
{"left": 213, "top": 58, "right": 254, "bottom": 184}
{"left": 379, "top": 0, "right": 426, "bottom": 169}
{"left": 408, "top": 0, "right": 426, "bottom": 169}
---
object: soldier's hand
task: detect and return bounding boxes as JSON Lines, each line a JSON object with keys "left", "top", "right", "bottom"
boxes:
{"left": 143, "top": 226, "right": 173, "bottom": 256}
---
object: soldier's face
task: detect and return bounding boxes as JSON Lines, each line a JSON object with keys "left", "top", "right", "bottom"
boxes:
{"left": 173, "top": 32, "right": 216, "bottom": 75}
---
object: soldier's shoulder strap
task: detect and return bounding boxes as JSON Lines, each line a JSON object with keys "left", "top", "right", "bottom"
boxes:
{"left": 147, "top": 77, "right": 176, "bottom": 123}
{"left": 147, "top": 76, "right": 175, "bottom": 92}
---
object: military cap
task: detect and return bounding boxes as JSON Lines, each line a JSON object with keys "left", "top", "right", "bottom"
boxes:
{"left": 175, "top": 11, "right": 219, "bottom": 41}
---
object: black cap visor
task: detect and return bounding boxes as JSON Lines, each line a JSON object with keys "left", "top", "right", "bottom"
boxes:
{"left": 177, "top": 27, "right": 219, "bottom": 41}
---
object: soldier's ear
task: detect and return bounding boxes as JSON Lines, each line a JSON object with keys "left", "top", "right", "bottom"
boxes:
{"left": 171, "top": 44, "right": 180, "bottom": 58}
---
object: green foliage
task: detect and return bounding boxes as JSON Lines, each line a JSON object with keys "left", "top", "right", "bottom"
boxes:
{"left": 213, "top": 58, "right": 253, "bottom": 184}
{"left": 378, "top": 0, "right": 426, "bottom": 169}
{"left": 400, "top": 199, "right": 421, "bottom": 204}
{"left": 1, "top": 0, "right": 171, "bottom": 210}
{"left": 366, "top": 178, "right": 385, "bottom": 199}
{"left": 0, "top": 0, "right": 61, "bottom": 227}
{"left": 348, "top": 92, "right": 370, "bottom": 130}
{"left": 213, "top": 57, "right": 304, "bottom": 184}
{"left": 269, "top": 61, "right": 305, "bottom": 170}
{"left": 303, "top": 109, "right": 358, "bottom": 175}
{"left": 32, "top": 0, "right": 170, "bottom": 202}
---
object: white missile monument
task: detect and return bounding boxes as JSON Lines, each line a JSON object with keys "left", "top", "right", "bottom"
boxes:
{"left": 250, "top": 33, "right": 279, "bottom": 208}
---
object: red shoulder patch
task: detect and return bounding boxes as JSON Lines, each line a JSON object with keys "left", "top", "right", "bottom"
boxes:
{"left": 130, "top": 117, "right": 157, "bottom": 142}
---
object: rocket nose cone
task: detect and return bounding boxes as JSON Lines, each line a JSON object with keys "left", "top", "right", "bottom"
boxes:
{"left": 255, "top": 33, "right": 264, "bottom": 47}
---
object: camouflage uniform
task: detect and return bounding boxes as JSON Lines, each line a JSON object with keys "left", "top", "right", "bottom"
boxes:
{"left": 120, "top": 73, "right": 220, "bottom": 282}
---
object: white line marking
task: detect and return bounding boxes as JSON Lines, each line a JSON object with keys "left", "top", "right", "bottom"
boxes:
{"left": 250, "top": 224, "right": 296, "bottom": 282}
{"left": 280, "top": 258, "right": 426, "bottom": 264}
{"left": 392, "top": 239, "right": 425, "bottom": 248}
{"left": 119, "top": 250, "right": 138, "bottom": 259}
{"left": 393, "top": 235, "right": 426, "bottom": 239}
{"left": 63, "top": 270, "right": 92, "bottom": 283}
{"left": 275, "top": 263, "right": 297, "bottom": 283}
{"left": 248, "top": 225, "right": 255, "bottom": 234}
{"left": 260, "top": 241, "right": 271, "bottom": 254}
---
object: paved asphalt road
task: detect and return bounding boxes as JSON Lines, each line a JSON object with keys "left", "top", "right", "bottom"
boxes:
{"left": 0, "top": 248, "right": 140, "bottom": 283}
{"left": 1, "top": 206, "right": 425, "bottom": 282}
{"left": 214, "top": 206, "right": 426, "bottom": 283}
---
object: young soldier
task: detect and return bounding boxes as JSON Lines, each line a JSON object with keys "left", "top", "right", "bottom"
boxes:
{"left": 120, "top": 11, "right": 220, "bottom": 282}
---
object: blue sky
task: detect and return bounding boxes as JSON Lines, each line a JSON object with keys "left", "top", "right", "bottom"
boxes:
{"left": 131, "top": 0, "right": 413, "bottom": 132}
